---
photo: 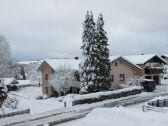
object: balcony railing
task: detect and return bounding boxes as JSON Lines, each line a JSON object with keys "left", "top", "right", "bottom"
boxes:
{"left": 145, "top": 67, "right": 164, "bottom": 74}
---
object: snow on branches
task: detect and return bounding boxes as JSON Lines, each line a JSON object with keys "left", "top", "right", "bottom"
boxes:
{"left": 80, "top": 12, "right": 111, "bottom": 93}
{"left": 48, "top": 66, "right": 80, "bottom": 95}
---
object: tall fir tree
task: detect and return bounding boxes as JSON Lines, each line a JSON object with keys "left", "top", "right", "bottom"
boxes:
{"left": 80, "top": 12, "right": 111, "bottom": 93}
{"left": 95, "top": 14, "right": 111, "bottom": 91}
{"left": 80, "top": 11, "right": 99, "bottom": 93}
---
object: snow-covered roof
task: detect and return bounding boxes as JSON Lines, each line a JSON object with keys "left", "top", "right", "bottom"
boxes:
{"left": 125, "top": 54, "right": 167, "bottom": 64}
{"left": 38, "top": 58, "right": 81, "bottom": 71}
{"left": 0, "top": 78, "right": 18, "bottom": 85}
{"left": 161, "top": 54, "right": 168, "bottom": 59}
{"left": 17, "top": 80, "right": 31, "bottom": 85}
{"left": 109, "top": 56, "right": 142, "bottom": 70}
{"left": 18, "top": 60, "right": 43, "bottom": 65}
{"left": 109, "top": 55, "right": 120, "bottom": 61}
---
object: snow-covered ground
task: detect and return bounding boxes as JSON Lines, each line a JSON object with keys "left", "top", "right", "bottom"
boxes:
{"left": 0, "top": 86, "right": 142, "bottom": 115}
{"left": 58, "top": 107, "right": 168, "bottom": 126}
{"left": 58, "top": 79, "right": 168, "bottom": 126}
{"left": 1, "top": 86, "right": 65, "bottom": 115}
{"left": 1, "top": 78, "right": 168, "bottom": 123}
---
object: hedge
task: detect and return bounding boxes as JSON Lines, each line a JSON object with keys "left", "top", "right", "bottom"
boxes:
{"left": 72, "top": 86, "right": 143, "bottom": 106}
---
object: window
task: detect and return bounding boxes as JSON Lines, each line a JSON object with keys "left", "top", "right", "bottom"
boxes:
{"left": 46, "top": 87, "right": 48, "bottom": 94}
{"left": 111, "top": 75, "right": 114, "bottom": 82}
{"left": 115, "top": 62, "right": 118, "bottom": 66}
{"left": 120, "top": 74, "right": 125, "bottom": 81}
{"left": 74, "top": 71, "right": 80, "bottom": 81}
{"left": 45, "top": 74, "right": 48, "bottom": 80}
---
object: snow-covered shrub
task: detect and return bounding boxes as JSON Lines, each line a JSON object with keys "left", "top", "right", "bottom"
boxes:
{"left": 72, "top": 86, "right": 143, "bottom": 105}
{"left": 49, "top": 66, "right": 80, "bottom": 96}
{"left": 3, "top": 97, "right": 19, "bottom": 109}
{"left": 118, "top": 77, "right": 144, "bottom": 89}
{"left": 162, "top": 65, "right": 168, "bottom": 79}
{"left": 0, "top": 84, "right": 7, "bottom": 108}
{"left": 36, "top": 94, "right": 49, "bottom": 100}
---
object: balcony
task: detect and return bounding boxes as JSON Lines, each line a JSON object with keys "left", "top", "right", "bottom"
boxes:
{"left": 145, "top": 67, "right": 164, "bottom": 74}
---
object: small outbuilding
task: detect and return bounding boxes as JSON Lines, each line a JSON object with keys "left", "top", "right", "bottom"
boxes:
{"left": 0, "top": 78, "right": 19, "bottom": 91}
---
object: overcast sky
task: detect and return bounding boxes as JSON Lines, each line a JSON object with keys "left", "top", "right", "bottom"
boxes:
{"left": 0, "top": 0, "right": 168, "bottom": 61}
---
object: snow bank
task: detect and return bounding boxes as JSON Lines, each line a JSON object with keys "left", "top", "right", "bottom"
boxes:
{"left": 72, "top": 107, "right": 168, "bottom": 126}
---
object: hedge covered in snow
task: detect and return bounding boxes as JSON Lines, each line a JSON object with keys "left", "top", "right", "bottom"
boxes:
{"left": 72, "top": 86, "right": 143, "bottom": 105}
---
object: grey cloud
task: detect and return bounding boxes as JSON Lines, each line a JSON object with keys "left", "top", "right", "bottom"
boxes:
{"left": 0, "top": 0, "right": 168, "bottom": 61}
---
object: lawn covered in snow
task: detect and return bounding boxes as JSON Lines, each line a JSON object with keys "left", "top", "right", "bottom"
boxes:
{"left": 6, "top": 86, "right": 65, "bottom": 114}
{"left": 62, "top": 107, "right": 168, "bottom": 126}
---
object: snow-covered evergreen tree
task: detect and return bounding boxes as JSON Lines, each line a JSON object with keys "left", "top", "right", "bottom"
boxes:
{"left": 95, "top": 14, "right": 111, "bottom": 90}
{"left": 80, "top": 12, "right": 111, "bottom": 93}
{"left": 80, "top": 11, "right": 99, "bottom": 93}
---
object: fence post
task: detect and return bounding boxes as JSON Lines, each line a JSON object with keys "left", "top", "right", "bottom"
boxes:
{"left": 157, "top": 99, "right": 159, "bottom": 107}
{"left": 142, "top": 105, "right": 147, "bottom": 112}
{"left": 164, "top": 99, "right": 166, "bottom": 107}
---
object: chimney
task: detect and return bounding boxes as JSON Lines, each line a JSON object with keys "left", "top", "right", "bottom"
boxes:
{"left": 74, "top": 57, "right": 79, "bottom": 60}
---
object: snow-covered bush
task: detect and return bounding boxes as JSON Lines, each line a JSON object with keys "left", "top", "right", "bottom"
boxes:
{"left": 3, "top": 97, "right": 19, "bottom": 109}
{"left": 36, "top": 94, "right": 49, "bottom": 100}
{"left": 162, "top": 65, "right": 168, "bottom": 79}
{"left": 0, "top": 83, "right": 7, "bottom": 108}
{"left": 49, "top": 66, "right": 80, "bottom": 96}
{"left": 118, "top": 77, "right": 143, "bottom": 89}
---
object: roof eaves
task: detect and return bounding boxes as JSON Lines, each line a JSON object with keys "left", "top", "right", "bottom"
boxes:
{"left": 120, "top": 56, "right": 142, "bottom": 70}
{"left": 111, "top": 56, "right": 142, "bottom": 70}
{"left": 37, "top": 60, "right": 55, "bottom": 72}
{"left": 144, "top": 54, "right": 167, "bottom": 64}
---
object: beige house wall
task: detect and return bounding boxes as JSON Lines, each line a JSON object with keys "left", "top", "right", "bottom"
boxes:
{"left": 41, "top": 63, "right": 55, "bottom": 96}
{"left": 111, "top": 61, "right": 139, "bottom": 89}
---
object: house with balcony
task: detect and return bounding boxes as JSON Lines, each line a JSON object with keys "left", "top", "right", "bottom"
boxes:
{"left": 109, "top": 54, "right": 166, "bottom": 89}
{"left": 125, "top": 54, "right": 167, "bottom": 84}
